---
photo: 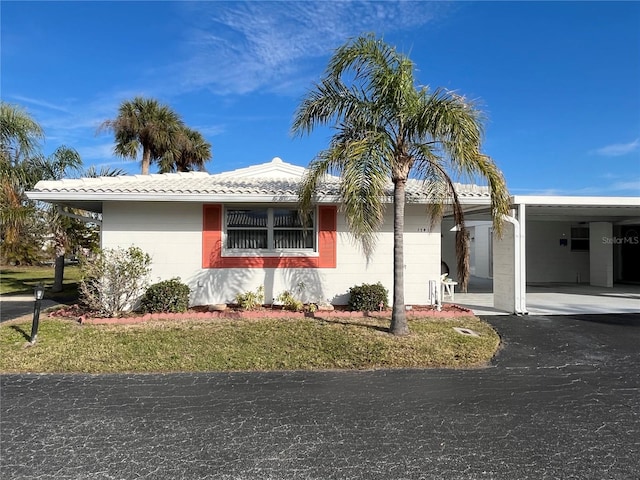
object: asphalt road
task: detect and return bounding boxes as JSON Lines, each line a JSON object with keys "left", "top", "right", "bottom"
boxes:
{"left": 1, "top": 313, "right": 639, "bottom": 479}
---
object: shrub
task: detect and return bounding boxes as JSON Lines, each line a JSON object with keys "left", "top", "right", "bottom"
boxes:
{"left": 348, "top": 282, "right": 389, "bottom": 311}
{"left": 140, "top": 278, "right": 190, "bottom": 313}
{"left": 275, "top": 290, "right": 304, "bottom": 312}
{"left": 79, "top": 246, "right": 151, "bottom": 317}
{"left": 235, "top": 285, "right": 264, "bottom": 310}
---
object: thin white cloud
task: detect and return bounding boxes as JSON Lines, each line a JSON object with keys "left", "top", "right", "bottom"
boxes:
{"left": 5, "top": 94, "right": 71, "bottom": 113}
{"left": 175, "top": 1, "right": 449, "bottom": 96}
{"left": 593, "top": 138, "right": 640, "bottom": 157}
{"left": 611, "top": 179, "right": 640, "bottom": 193}
{"left": 509, "top": 187, "right": 564, "bottom": 195}
{"left": 77, "top": 143, "right": 117, "bottom": 162}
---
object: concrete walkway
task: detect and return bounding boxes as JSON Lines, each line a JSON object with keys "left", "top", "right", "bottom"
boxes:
{"left": 2, "top": 313, "right": 639, "bottom": 479}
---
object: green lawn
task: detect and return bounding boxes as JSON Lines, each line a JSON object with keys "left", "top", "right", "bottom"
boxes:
{"left": 0, "top": 265, "right": 81, "bottom": 300}
{"left": 0, "top": 315, "right": 500, "bottom": 373}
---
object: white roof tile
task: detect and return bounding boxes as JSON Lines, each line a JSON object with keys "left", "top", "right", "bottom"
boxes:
{"left": 28, "top": 157, "right": 490, "bottom": 206}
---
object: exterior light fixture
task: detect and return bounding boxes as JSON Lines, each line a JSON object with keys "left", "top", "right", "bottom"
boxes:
{"left": 30, "top": 284, "right": 45, "bottom": 344}
{"left": 34, "top": 283, "right": 45, "bottom": 300}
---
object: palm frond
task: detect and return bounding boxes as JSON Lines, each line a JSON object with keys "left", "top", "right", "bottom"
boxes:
{"left": 292, "top": 33, "right": 510, "bottom": 333}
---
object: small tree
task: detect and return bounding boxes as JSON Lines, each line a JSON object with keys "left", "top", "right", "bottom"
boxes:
{"left": 79, "top": 246, "right": 151, "bottom": 317}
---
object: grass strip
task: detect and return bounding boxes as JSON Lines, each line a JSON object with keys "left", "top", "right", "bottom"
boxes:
{"left": 0, "top": 315, "right": 499, "bottom": 373}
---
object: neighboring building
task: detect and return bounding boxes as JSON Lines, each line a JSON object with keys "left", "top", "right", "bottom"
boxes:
{"left": 27, "top": 157, "right": 640, "bottom": 313}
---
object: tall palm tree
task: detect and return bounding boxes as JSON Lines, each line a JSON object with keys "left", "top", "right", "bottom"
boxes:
{"left": 158, "top": 126, "right": 212, "bottom": 173}
{"left": 1, "top": 103, "right": 45, "bottom": 263}
{"left": 101, "top": 97, "right": 183, "bottom": 175}
{"left": 0, "top": 102, "right": 44, "bottom": 165}
{"left": 292, "top": 34, "right": 510, "bottom": 336}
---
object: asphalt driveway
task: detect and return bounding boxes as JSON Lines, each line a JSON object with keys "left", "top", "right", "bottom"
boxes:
{"left": 1, "top": 313, "right": 639, "bottom": 479}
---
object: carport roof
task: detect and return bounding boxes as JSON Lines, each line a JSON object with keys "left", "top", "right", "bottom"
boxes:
{"left": 512, "top": 195, "right": 640, "bottom": 222}
{"left": 459, "top": 195, "right": 640, "bottom": 222}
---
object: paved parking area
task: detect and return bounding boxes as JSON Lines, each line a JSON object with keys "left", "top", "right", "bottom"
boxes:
{"left": 455, "top": 282, "right": 640, "bottom": 315}
{"left": 1, "top": 313, "right": 639, "bottom": 479}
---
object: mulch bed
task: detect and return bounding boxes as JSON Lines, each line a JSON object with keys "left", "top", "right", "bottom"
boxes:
{"left": 49, "top": 303, "right": 473, "bottom": 325}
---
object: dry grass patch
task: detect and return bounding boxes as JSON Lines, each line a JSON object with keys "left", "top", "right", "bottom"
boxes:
{"left": 0, "top": 315, "right": 500, "bottom": 373}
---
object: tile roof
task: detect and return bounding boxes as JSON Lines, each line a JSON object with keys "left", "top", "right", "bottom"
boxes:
{"left": 28, "top": 157, "right": 491, "bottom": 205}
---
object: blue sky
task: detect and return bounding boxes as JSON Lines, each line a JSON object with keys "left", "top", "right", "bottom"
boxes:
{"left": 2, "top": 1, "right": 639, "bottom": 196}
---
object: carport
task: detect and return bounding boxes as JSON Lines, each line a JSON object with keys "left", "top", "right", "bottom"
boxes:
{"left": 442, "top": 196, "right": 640, "bottom": 315}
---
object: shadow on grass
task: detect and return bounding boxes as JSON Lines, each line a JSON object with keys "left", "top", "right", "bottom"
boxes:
{"left": 10, "top": 325, "right": 31, "bottom": 342}
{"left": 314, "top": 316, "right": 390, "bottom": 334}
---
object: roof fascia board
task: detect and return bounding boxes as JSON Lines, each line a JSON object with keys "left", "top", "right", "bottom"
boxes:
{"left": 27, "top": 191, "right": 492, "bottom": 206}
{"left": 511, "top": 195, "right": 640, "bottom": 207}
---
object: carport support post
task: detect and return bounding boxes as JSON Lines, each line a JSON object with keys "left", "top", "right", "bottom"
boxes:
{"left": 517, "top": 204, "right": 527, "bottom": 313}
{"left": 493, "top": 205, "right": 527, "bottom": 314}
{"left": 589, "top": 222, "right": 613, "bottom": 287}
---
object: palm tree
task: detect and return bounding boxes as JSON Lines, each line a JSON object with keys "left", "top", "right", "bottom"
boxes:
{"left": 32, "top": 146, "right": 83, "bottom": 290}
{"left": 158, "top": 126, "right": 212, "bottom": 173}
{"left": 45, "top": 163, "right": 127, "bottom": 291}
{"left": 0, "top": 102, "right": 44, "bottom": 165}
{"left": 1, "top": 103, "right": 45, "bottom": 263}
{"left": 101, "top": 97, "right": 183, "bottom": 175}
{"left": 292, "top": 34, "right": 510, "bottom": 336}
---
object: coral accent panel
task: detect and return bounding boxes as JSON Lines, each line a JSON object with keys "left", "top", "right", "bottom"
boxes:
{"left": 318, "top": 205, "right": 337, "bottom": 268}
{"left": 202, "top": 204, "right": 337, "bottom": 269}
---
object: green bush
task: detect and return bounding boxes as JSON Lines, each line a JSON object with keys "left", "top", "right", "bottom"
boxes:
{"left": 140, "top": 278, "right": 190, "bottom": 314}
{"left": 235, "top": 285, "right": 264, "bottom": 310}
{"left": 276, "top": 290, "right": 304, "bottom": 312}
{"left": 348, "top": 282, "right": 389, "bottom": 311}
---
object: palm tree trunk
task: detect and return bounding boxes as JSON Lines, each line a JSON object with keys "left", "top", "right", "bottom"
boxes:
{"left": 390, "top": 179, "right": 409, "bottom": 336}
{"left": 52, "top": 254, "right": 65, "bottom": 293}
{"left": 141, "top": 146, "right": 151, "bottom": 175}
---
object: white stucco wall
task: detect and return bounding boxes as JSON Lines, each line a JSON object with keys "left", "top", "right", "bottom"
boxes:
{"left": 101, "top": 202, "right": 441, "bottom": 306}
{"left": 441, "top": 220, "right": 456, "bottom": 277}
{"left": 101, "top": 202, "right": 203, "bottom": 284}
{"left": 525, "top": 221, "right": 590, "bottom": 283}
{"left": 473, "top": 223, "right": 492, "bottom": 278}
{"left": 441, "top": 220, "right": 492, "bottom": 280}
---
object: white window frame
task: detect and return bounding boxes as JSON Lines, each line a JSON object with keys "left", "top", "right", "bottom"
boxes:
{"left": 223, "top": 205, "right": 318, "bottom": 257}
{"left": 571, "top": 225, "right": 590, "bottom": 252}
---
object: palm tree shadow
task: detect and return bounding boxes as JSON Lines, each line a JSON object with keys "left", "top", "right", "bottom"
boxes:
{"left": 314, "top": 316, "right": 390, "bottom": 333}
{"left": 10, "top": 325, "right": 31, "bottom": 342}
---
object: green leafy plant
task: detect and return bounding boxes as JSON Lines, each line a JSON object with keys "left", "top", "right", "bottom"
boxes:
{"left": 79, "top": 246, "right": 151, "bottom": 317}
{"left": 140, "top": 278, "right": 190, "bottom": 313}
{"left": 275, "top": 290, "right": 304, "bottom": 312}
{"left": 348, "top": 282, "right": 389, "bottom": 312}
{"left": 235, "top": 285, "right": 264, "bottom": 310}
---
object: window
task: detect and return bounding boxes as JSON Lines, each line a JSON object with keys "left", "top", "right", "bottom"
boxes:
{"left": 203, "top": 204, "right": 336, "bottom": 269}
{"left": 225, "top": 207, "right": 314, "bottom": 251}
{"left": 571, "top": 226, "right": 589, "bottom": 251}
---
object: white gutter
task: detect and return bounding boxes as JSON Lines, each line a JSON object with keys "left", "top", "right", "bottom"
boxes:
{"left": 511, "top": 195, "right": 640, "bottom": 207}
